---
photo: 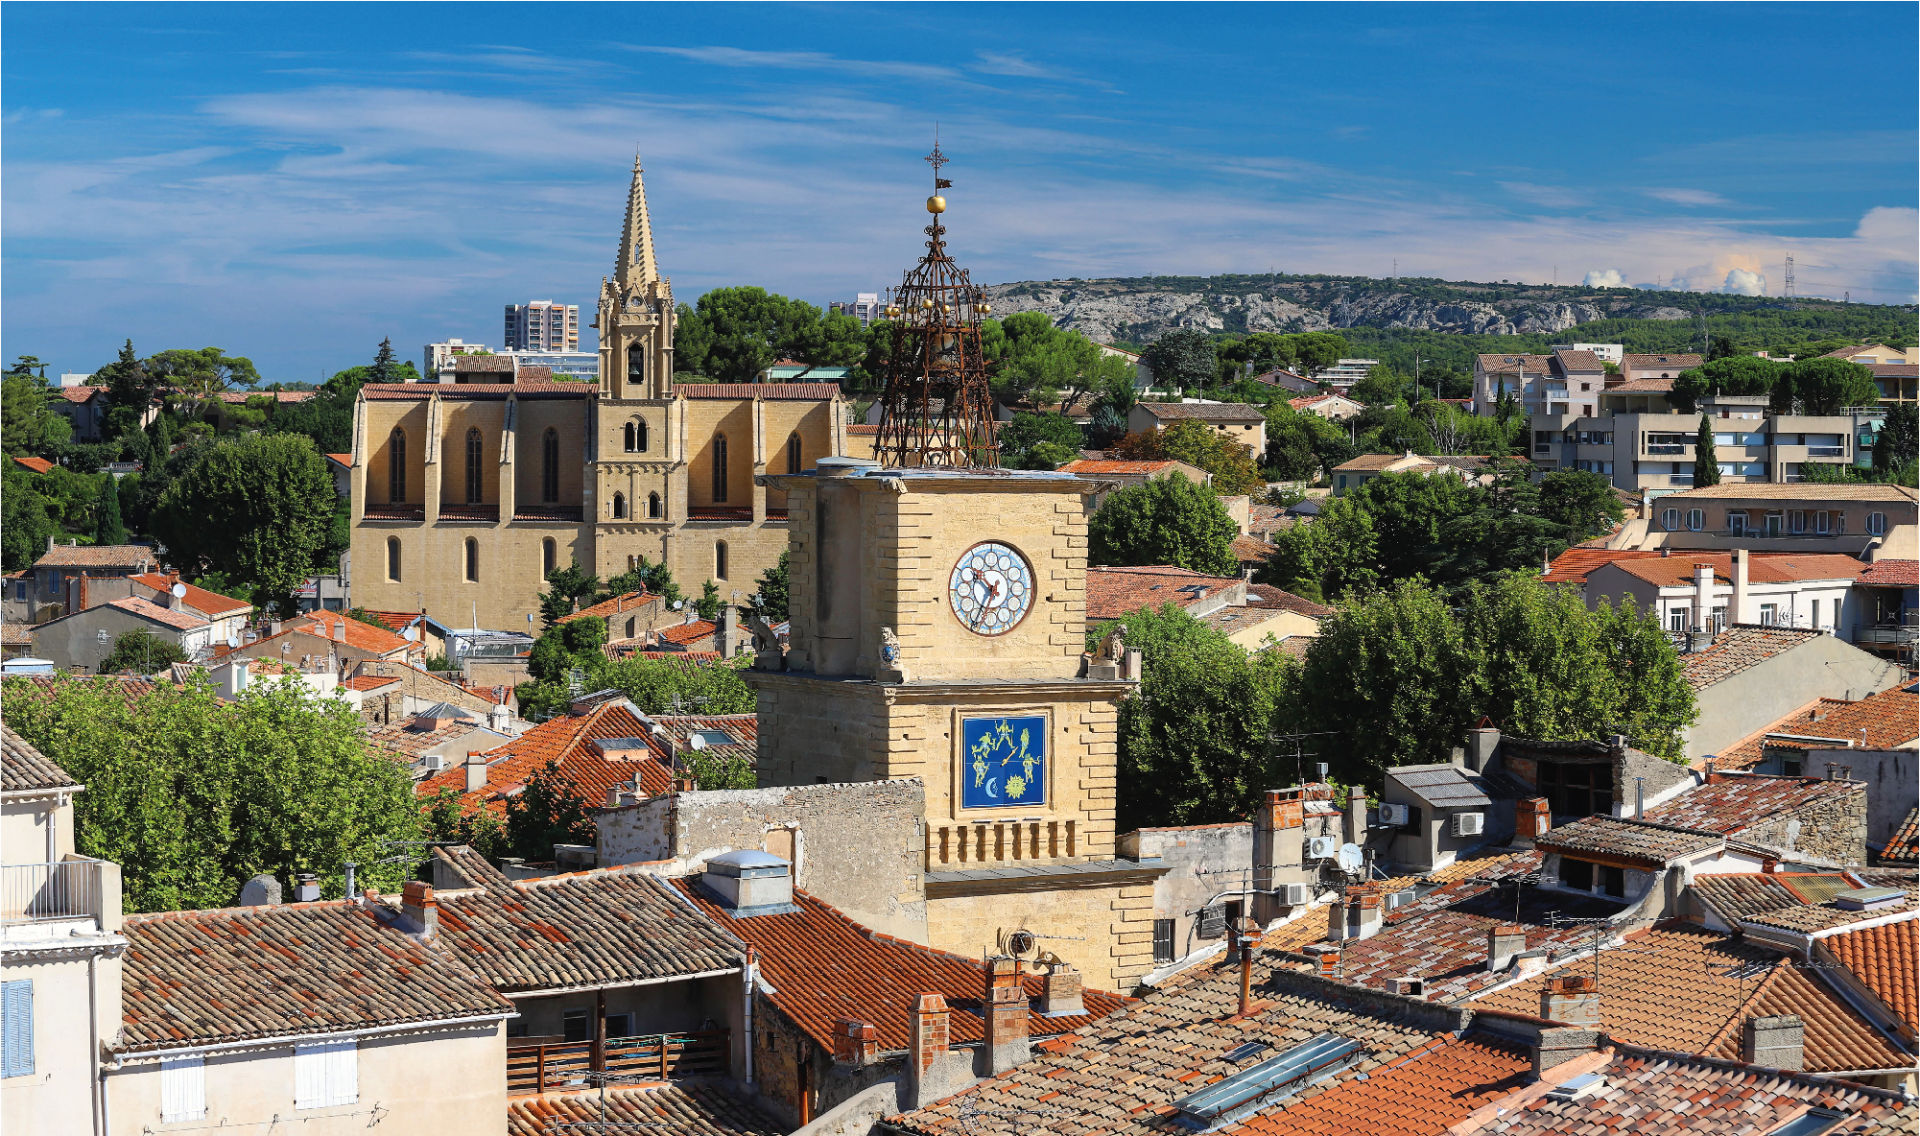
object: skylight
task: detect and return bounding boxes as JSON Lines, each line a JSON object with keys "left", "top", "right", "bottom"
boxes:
{"left": 1170, "top": 1034, "right": 1362, "bottom": 1128}
{"left": 1765, "top": 1110, "right": 1848, "bottom": 1136}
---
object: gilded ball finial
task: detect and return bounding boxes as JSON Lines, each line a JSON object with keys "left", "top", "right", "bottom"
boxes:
{"left": 926, "top": 194, "right": 947, "bottom": 214}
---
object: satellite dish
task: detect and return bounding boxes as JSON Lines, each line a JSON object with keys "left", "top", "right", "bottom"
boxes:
{"left": 687, "top": 734, "right": 707, "bottom": 752}
{"left": 171, "top": 583, "right": 188, "bottom": 599}
{"left": 1006, "top": 929, "right": 1036, "bottom": 956}
{"left": 403, "top": 626, "right": 419, "bottom": 642}
{"left": 1335, "top": 844, "right": 1364, "bottom": 875}
{"left": 226, "top": 635, "right": 240, "bottom": 649}
{"left": 671, "top": 600, "right": 684, "bottom": 611}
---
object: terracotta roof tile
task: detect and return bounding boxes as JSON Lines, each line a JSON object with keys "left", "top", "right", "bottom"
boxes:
{"left": 1475, "top": 353, "right": 1553, "bottom": 372}
{"left": 1137, "top": 401, "right": 1264, "bottom": 422}
{"left": 273, "top": 612, "right": 412, "bottom": 657}
{"left": 1229, "top": 535, "right": 1278, "bottom": 563}
{"left": 118, "top": 900, "right": 513, "bottom": 1052}
{"left": 1884, "top": 807, "right": 1918, "bottom": 865}
{"left": 507, "top": 1083, "right": 783, "bottom": 1136}
{"left": 1472, "top": 921, "right": 1908, "bottom": 1073}
{"left": 674, "top": 383, "right": 839, "bottom": 400}
{"left": 431, "top": 853, "right": 744, "bottom": 992}
{"left": 1244, "top": 584, "right": 1332, "bottom": 618}
{"left": 11, "top": 455, "right": 54, "bottom": 474}
{"left": 1681, "top": 625, "right": 1825, "bottom": 690}
{"left": 1691, "top": 872, "right": 1857, "bottom": 925}
{"left": 1601, "top": 552, "right": 1866, "bottom": 589}
{"left": 415, "top": 700, "right": 676, "bottom": 816}
{"left": 1661, "top": 481, "right": 1917, "bottom": 503}
{"left": 361, "top": 381, "right": 592, "bottom": 400}
{"left": 1230, "top": 1033, "right": 1530, "bottom": 1136}
{"left": 129, "top": 573, "right": 251, "bottom": 617}
{"left": 1642, "top": 773, "right": 1857, "bottom": 837}
{"left": 107, "top": 595, "right": 208, "bottom": 632}
{"left": 32, "top": 543, "right": 157, "bottom": 570}
{"left": 1601, "top": 377, "right": 1677, "bottom": 392}
{"left": 1713, "top": 687, "right": 1920, "bottom": 771}
{"left": 556, "top": 590, "right": 658, "bottom": 624}
{"left": 1859, "top": 559, "right": 1918, "bottom": 587}
{"left": 657, "top": 620, "right": 716, "bottom": 646}
{"left": 1, "top": 723, "right": 78, "bottom": 793}
{"left": 343, "top": 674, "right": 402, "bottom": 692}
{"left": 2, "top": 673, "right": 162, "bottom": 708}
{"left": 1086, "top": 566, "right": 1240, "bottom": 622}
{"left": 1540, "top": 548, "right": 1664, "bottom": 585}
{"left": 1333, "top": 453, "right": 1430, "bottom": 472}
{"left": 1535, "top": 815, "right": 1723, "bottom": 868}
{"left": 57, "top": 386, "right": 104, "bottom": 403}
{"left": 1057, "top": 459, "right": 1183, "bottom": 475}
{"left": 672, "top": 883, "right": 1125, "bottom": 1052}
{"left": 1822, "top": 919, "right": 1917, "bottom": 1034}
{"left": 1621, "top": 353, "right": 1704, "bottom": 369}
{"left": 650, "top": 714, "right": 757, "bottom": 765}
{"left": 1551, "top": 348, "right": 1608, "bottom": 372}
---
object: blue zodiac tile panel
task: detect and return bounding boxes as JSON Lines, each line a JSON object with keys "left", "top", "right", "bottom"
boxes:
{"left": 961, "top": 714, "right": 1047, "bottom": 810}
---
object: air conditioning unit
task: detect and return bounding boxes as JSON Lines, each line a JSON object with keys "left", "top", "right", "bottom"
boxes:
{"left": 1377, "top": 802, "right": 1411, "bottom": 827}
{"left": 1451, "top": 811, "right": 1485, "bottom": 838}
{"left": 1308, "top": 835, "right": 1339, "bottom": 860}
{"left": 421, "top": 753, "right": 446, "bottom": 773}
{"left": 1277, "top": 882, "right": 1312, "bottom": 906}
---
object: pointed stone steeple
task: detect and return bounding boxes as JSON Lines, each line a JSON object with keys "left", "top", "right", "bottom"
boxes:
{"left": 615, "top": 153, "right": 660, "bottom": 291}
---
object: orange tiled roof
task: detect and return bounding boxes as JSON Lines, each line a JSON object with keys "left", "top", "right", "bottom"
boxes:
{"left": 1712, "top": 687, "right": 1920, "bottom": 770}
{"left": 1541, "top": 548, "right": 1664, "bottom": 585}
{"left": 672, "top": 883, "right": 1125, "bottom": 1053}
{"left": 1232, "top": 1033, "right": 1530, "bottom": 1136}
{"left": 2, "top": 724, "right": 78, "bottom": 793}
{"left": 674, "top": 383, "right": 838, "bottom": 400}
{"left": 1601, "top": 552, "right": 1866, "bottom": 589}
{"left": 557, "top": 590, "right": 656, "bottom": 624}
{"left": 1086, "top": 565, "right": 1240, "bottom": 622}
{"left": 1884, "top": 807, "right": 1918, "bottom": 865}
{"left": 507, "top": 1084, "right": 781, "bottom": 1136}
{"left": 107, "top": 595, "right": 206, "bottom": 632}
{"left": 656, "top": 620, "right": 716, "bottom": 646}
{"left": 1230, "top": 535, "right": 1278, "bottom": 562}
{"left": 275, "top": 612, "right": 412, "bottom": 657}
{"left": 1822, "top": 918, "right": 1917, "bottom": 1035}
{"left": 1058, "top": 458, "right": 1181, "bottom": 475}
{"left": 1471, "top": 921, "right": 1908, "bottom": 1073}
{"left": 414, "top": 700, "right": 674, "bottom": 816}
{"left": 1642, "top": 772, "right": 1856, "bottom": 837}
{"left": 1860, "top": 559, "right": 1918, "bottom": 587}
{"left": 325, "top": 452, "right": 353, "bottom": 467}
{"left": 342, "top": 674, "right": 401, "bottom": 692}
{"left": 11, "top": 455, "right": 54, "bottom": 474}
{"left": 1621, "top": 352, "right": 1704, "bottom": 369}
{"left": 57, "top": 386, "right": 104, "bottom": 403}
{"left": 32, "top": 543, "right": 156, "bottom": 570}
{"left": 129, "top": 573, "right": 250, "bottom": 617}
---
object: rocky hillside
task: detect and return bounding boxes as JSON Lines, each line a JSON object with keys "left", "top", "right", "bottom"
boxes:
{"left": 980, "top": 273, "right": 1857, "bottom": 345}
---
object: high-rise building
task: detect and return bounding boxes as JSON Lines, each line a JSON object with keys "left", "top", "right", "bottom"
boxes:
{"left": 503, "top": 300, "right": 580, "bottom": 352}
{"left": 829, "top": 293, "right": 884, "bottom": 328}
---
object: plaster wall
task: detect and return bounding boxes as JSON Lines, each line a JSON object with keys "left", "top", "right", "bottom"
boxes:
{"left": 926, "top": 878, "right": 1158, "bottom": 994}
{"left": 1686, "top": 637, "right": 1904, "bottom": 761}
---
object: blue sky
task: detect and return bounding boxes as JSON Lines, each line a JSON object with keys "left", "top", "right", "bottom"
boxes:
{"left": 4, "top": 3, "right": 1915, "bottom": 381}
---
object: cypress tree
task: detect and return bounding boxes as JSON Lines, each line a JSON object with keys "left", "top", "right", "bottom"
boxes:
{"left": 93, "top": 476, "right": 128, "bottom": 545}
{"left": 1692, "top": 414, "right": 1721, "bottom": 487}
{"left": 371, "top": 338, "right": 398, "bottom": 385}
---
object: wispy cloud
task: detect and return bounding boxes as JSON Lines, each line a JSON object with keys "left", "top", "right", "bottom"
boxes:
{"left": 1644, "top": 187, "right": 1732, "bottom": 207}
{"left": 618, "top": 44, "right": 961, "bottom": 84}
{"left": 1497, "top": 181, "right": 1588, "bottom": 210}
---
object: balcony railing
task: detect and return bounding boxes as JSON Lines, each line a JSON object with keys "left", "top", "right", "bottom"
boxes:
{"left": 1645, "top": 444, "right": 1687, "bottom": 455}
{"left": 506, "top": 1030, "right": 729, "bottom": 1096}
{"left": 1806, "top": 446, "right": 1847, "bottom": 458}
{"left": 2, "top": 861, "right": 102, "bottom": 923}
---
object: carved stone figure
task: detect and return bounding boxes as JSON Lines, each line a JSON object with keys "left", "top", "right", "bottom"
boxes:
{"left": 878, "top": 626, "right": 909, "bottom": 684}
{"left": 747, "top": 613, "right": 784, "bottom": 670}
{"left": 1099, "top": 623, "right": 1127, "bottom": 664}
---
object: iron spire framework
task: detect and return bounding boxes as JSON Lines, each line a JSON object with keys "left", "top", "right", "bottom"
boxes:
{"left": 872, "top": 142, "right": 1000, "bottom": 468}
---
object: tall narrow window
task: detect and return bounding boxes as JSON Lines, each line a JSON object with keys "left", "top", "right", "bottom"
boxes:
{"left": 623, "top": 421, "right": 636, "bottom": 453}
{"left": 161, "top": 1056, "right": 206, "bottom": 1122}
{"left": 647, "top": 492, "right": 661, "bottom": 519}
{"left": 542, "top": 538, "right": 557, "bottom": 578}
{"left": 636, "top": 418, "right": 648, "bottom": 452}
{"left": 465, "top": 428, "right": 483, "bottom": 504}
{"left": 542, "top": 428, "right": 560, "bottom": 504}
{"left": 715, "top": 541, "right": 729, "bottom": 581}
{"left": 388, "top": 428, "right": 407, "bottom": 503}
{"left": 387, "top": 538, "right": 402, "bottom": 582}
{"left": 627, "top": 343, "right": 645, "bottom": 387}
{"left": 2, "top": 979, "right": 33, "bottom": 1078}
{"left": 712, "top": 435, "right": 729, "bottom": 503}
{"left": 786, "top": 432, "right": 802, "bottom": 475}
{"left": 464, "top": 538, "right": 479, "bottom": 583}
{"left": 612, "top": 492, "right": 627, "bottom": 519}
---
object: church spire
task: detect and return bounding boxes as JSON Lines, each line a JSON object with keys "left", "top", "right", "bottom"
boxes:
{"left": 615, "top": 152, "right": 660, "bottom": 289}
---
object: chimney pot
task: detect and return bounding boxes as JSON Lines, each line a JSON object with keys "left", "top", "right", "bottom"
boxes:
{"left": 1514, "top": 797, "right": 1551, "bottom": 846}
{"left": 1540, "top": 973, "right": 1602, "bottom": 1028}
{"left": 983, "top": 956, "right": 1030, "bottom": 1074}
{"left": 401, "top": 880, "right": 438, "bottom": 938}
{"left": 1040, "top": 963, "right": 1085, "bottom": 1016}
{"left": 832, "top": 1017, "right": 878, "bottom": 1067}
{"left": 293, "top": 872, "right": 321, "bottom": 902}
{"left": 465, "top": 750, "right": 488, "bottom": 793}
{"left": 1487, "top": 924, "right": 1528, "bottom": 972}
{"left": 908, "top": 992, "right": 952, "bottom": 1109}
{"left": 1741, "top": 1014, "right": 1805, "bottom": 1070}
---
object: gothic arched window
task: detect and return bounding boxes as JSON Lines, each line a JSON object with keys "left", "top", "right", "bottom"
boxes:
{"left": 465, "top": 428, "right": 483, "bottom": 504}
{"left": 711, "top": 434, "right": 729, "bottom": 503}
{"left": 627, "top": 343, "right": 646, "bottom": 387}
{"left": 647, "top": 492, "right": 662, "bottom": 519}
{"left": 542, "top": 538, "right": 557, "bottom": 578}
{"left": 623, "top": 422, "right": 636, "bottom": 452}
{"left": 636, "top": 418, "right": 648, "bottom": 452}
{"left": 386, "top": 537, "right": 402, "bottom": 582}
{"left": 464, "top": 538, "right": 479, "bottom": 583}
{"left": 715, "top": 541, "right": 729, "bottom": 581}
{"left": 388, "top": 428, "right": 407, "bottom": 503}
{"left": 542, "top": 428, "right": 560, "bottom": 504}
{"left": 612, "top": 492, "right": 627, "bottom": 520}
{"left": 786, "top": 432, "right": 802, "bottom": 475}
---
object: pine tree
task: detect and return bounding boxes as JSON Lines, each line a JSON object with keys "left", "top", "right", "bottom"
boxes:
{"left": 93, "top": 476, "right": 128, "bottom": 545}
{"left": 145, "top": 408, "right": 175, "bottom": 462}
{"left": 370, "top": 338, "right": 399, "bottom": 385}
{"left": 1692, "top": 414, "right": 1720, "bottom": 487}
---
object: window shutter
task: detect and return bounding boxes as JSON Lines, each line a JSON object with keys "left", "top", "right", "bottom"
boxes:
{"left": 326, "top": 1040, "right": 357, "bottom": 1107}
{"left": 2, "top": 980, "right": 32, "bottom": 1078}
{"left": 294, "top": 1044, "right": 324, "bottom": 1109}
{"left": 162, "top": 1056, "right": 206, "bottom": 1121}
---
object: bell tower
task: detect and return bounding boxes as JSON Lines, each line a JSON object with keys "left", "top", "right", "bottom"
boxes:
{"left": 596, "top": 154, "right": 675, "bottom": 400}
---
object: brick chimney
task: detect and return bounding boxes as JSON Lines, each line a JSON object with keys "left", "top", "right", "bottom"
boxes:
{"left": 464, "top": 750, "right": 488, "bottom": 793}
{"left": 1514, "top": 797, "right": 1551, "bottom": 847}
{"left": 1039, "top": 963, "right": 1084, "bottom": 1016}
{"left": 1307, "top": 945, "right": 1340, "bottom": 978}
{"left": 1742, "top": 1014, "right": 1805, "bottom": 1070}
{"left": 1487, "top": 924, "right": 1528, "bottom": 972}
{"left": 831, "top": 1017, "right": 877, "bottom": 1067}
{"left": 907, "top": 993, "right": 952, "bottom": 1109}
{"left": 1251, "top": 789, "right": 1305, "bottom": 922}
{"left": 1540, "top": 974, "right": 1601, "bottom": 1027}
{"left": 400, "top": 880, "right": 438, "bottom": 939}
{"left": 982, "top": 956, "right": 1030, "bottom": 1074}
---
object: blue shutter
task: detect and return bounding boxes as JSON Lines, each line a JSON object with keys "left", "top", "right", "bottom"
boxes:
{"left": 2, "top": 980, "right": 33, "bottom": 1078}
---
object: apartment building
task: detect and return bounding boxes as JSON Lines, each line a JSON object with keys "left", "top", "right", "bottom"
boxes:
{"left": 828, "top": 292, "right": 883, "bottom": 327}
{"left": 1581, "top": 549, "right": 1863, "bottom": 637}
{"left": 1472, "top": 348, "right": 1608, "bottom": 418}
{"left": 424, "top": 339, "right": 490, "bottom": 378}
{"left": 1610, "top": 482, "right": 1917, "bottom": 555}
{"left": 1531, "top": 393, "right": 1865, "bottom": 491}
{"left": 502, "top": 300, "right": 579, "bottom": 352}
{"left": 1313, "top": 357, "right": 1380, "bottom": 390}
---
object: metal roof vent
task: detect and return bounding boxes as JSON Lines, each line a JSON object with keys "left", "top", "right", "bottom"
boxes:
{"left": 699, "top": 850, "right": 797, "bottom": 918}
{"left": 1169, "top": 1034, "right": 1363, "bottom": 1129}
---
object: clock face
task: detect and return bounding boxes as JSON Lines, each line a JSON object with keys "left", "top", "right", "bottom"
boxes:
{"left": 948, "top": 541, "right": 1034, "bottom": 636}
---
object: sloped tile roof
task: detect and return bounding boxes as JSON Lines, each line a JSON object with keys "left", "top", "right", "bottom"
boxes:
{"left": 1229, "top": 535, "right": 1278, "bottom": 563}
{"left": 1257, "top": 853, "right": 1521, "bottom": 953}
{"left": 1600, "top": 377, "right": 1676, "bottom": 392}
{"left": 1742, "top": 895, "right": 1916, "bottom": 935}
{"left": 1621, "top": 353, "right": 1704, "bottom": 369}
{"left": 1541, "top": 548, "right": 1663, "bottom": 585}
{"left": 414, "top": 699, "right": 675, "bottom": 816}
{"left": 1822, "top": 919, "right": 1917, "bottom": 1034}
{"left": 247, "top": 612, "right": 412, "bottom": 658}
{"left": 11, "top": 455, "right": 54, "bottom": 474}
{"left": 1333, "top": 453, "right": 1430, "bottom": 472}
{"left": 1551, "top": 348, "right": 1608, "bottom": 373}
{"left": 507, "top": 1083, "right": 784, "bottom": 1136}
{"left": 657, "top": 620, "right": 717, "bottom": 646}
{"left": 1086, "top": 566, "right": 1240, "bottom": 622}
{"left": 214, "top": 389, "right": 314, "bottom": 404}
{"left": 1859, "top": 559, "right": 1918, "bottom": 587}
{"left": 1691, "top": 872, "right": 1854, "bottom": 925}
{"left": 1, "top": 723, "right": 78, "bottom": 793}
{"left": 118, "top": 900, "right": 513, "bottom": 1052}
{"left": 1884, "top": 807, "right": 1918, "bottom": 865}
{"left": 1603, "top": 552, "right": 1866, "bottom": 589}
{"left": 57, "top": 386, "right": 104, "bottom": 403}
{"left": 32, "top": 543, "right": 157, "bottom": 570}
{"left": 1475, "top": 353, "right": 1553, "bottom": 372}
{"left": 1471, "top": 922, "right": 1908, "bottom": 1073}
{"left": 1642, "top": 773, "right": 1855, "bottom": 837}
{"left": 1474, "top": 1047, "right": 1916, "bottom": 1134}
{"left": 1661, "top": 481, "right": 1918, "bottom": 503}
{"left": 107, "top": 596, "right": 208, "bottom": 632}
{"left": 1057, "top": 458, "right": 1182, "bottom": 475}
{"left": 1534, "top": 815, "right": 1721, "bottom": 868}
{"left": 887, "top": 956, "right": 1529, "bottom": 1136}
{"left": 1244, "top": 584, "right": 1332, "bottom": 618}
{"left": 672, "top": 883, "right": 1125, "bottom": 1052}
{"left": 431, "top": 856, "right": 744, "bottom": 993}
{"left": 674, "top": 383, "right": 838, "bottom": 400}
{"left": 1137, "top": 401, "right": 1264, "bottom": 422}
{"left": 130, "top": 573, "right": 251, "bottom": 617}
{"left": 2, "top": 673, "right": 161, "bottom": 707}
{"left": 361, "top": 381, "right": 592, "bottom": 401}
{"left": 556, "top": 590, "right": 657, "bottom": 625}
{"left": 1713, "top": 687, "right": 1920, "bottom": 770}
{"left": 1681, "top": 625, "right": 1824, "bottom": 690}
{"left": 650, "top": 714, "right": 757, "bottom": 766}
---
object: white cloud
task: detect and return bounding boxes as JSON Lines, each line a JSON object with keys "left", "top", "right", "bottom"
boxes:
{"left": 1498, "top": 181, "right": 1587, "bottom": 209}
{"left": 1644, "top": 188, "right": 1731, "bottom": 207}
{"left": 1721, "top": 268, "right": 1767, "bottom": 295}
{"left": 1583, "top": 269, "right": 1626, "bottom": 288}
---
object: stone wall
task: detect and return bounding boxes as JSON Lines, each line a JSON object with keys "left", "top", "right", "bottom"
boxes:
{"left": 595, "top": 779, "right": 927, "bottom": 942}
{"left": 926, "top": 876, "right": 1159, "bottom": 994}
{"left": 1119, "top": 824, "right": 1252, "bottom": 965}
{"left": 1738, "top": 780, "right": 1868, "bottom": 867}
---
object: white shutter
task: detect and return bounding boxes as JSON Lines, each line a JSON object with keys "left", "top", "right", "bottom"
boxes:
{"left": 325, "top": 1039, "right": 357, "bottom": 1107}
{"left": 294, "top": 1044, "right": 325, "bottom": 1109}
{"left": 295, "top": 1040, "right": 357, "bottom": 1109}
{"left": 2, "top": 980, "right": 32, "bottom": 1079}
{"left": 161, "top": 1056, "right": 207, "bottom": 1122}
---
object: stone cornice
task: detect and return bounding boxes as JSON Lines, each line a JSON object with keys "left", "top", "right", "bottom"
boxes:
{"left": 741, "top": 670, "right": 1135, "bottom": 701}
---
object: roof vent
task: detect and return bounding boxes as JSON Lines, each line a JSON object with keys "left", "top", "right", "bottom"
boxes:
{"left": 1545, "top": 1071, "right": 1607, "bottom": 1102}
{"left": 1169, "top": 1034, "right": 1363, "bottom": 1128}
{"left": 699, "top": 850, "right": 797, "bottom": 917}
{"left": 1831, "top": 887, "right": 1904, "bottom": 911}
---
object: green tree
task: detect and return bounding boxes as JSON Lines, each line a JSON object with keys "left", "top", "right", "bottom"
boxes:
{"left": 94, "top": 340, "right": 158, "bottom": 442}
{"left": 1, "top": 677, "right": 423, "bottom": 912}
{"left": 1693, "top": 415, "right": 1721, "bottom": 487}
{"left": 746, "top": 550, "right": 790, "bottom": 621}
{"left": 694, "top": 580, "right": 723, "bottom": 621}
{"left": 1088, "top": 474, "right": 1239, "bottom": 575}
{"left": 1140, "top": 330, "right": 1217, "bottom": 392}
{"left": 422, "top": 786, "right": 507, "bottom": 860}
{"left": 1785, "top": 357, "right": 1879, "bottom": 415}
{"left": 1669, "top": 355, "right": 1784, "bottom": 413}
{"left": 602, "top": 654, "right": 756, "bottom": 715}
{"left": 1873, "top": 403, "right": 1917, "bottom": 476}
{"left": 1707, "top": 334, "right": 1737, "bottom": 361}
{"left": 1258, "top": 492, "right": 1378, "bottom": 602}
{"left": 1, "top": 465, "right": 59, "bottom": 571}
{"left": 97, "top": 628, "right": 188, "bottom": 674}
{"left": 370, "top": 337, "right": 400, "bottom": 384}
{"left": 1537, "top": 470, "right": 1625, "bottom": 545}
{"left": 527, "top": 613, "right": 611, "bottom": 685}
{"left": 538, "top": 560, "right": 603, "bottom": 626}
{"left": 994, "top": 315, "right": 1133, "bottom": 408}
{"left": 150, "top": 433, "right": 336, "bottom": 613}
{"left": 1, "top": 372, "right": 73, "bottom": 455}
{"left": 1114, "top": 418, "right": 1265, "bottom": 493}
{"left": 9, "top": 354, "right": 47, "bottom": 378}
{"left": 271, "top": 348, "right": 420, "bottom": 454}
{"left": 1093, "top": 604, "right": 1293, "bottom": 830}
{"left": 92, "top": 475, "right": 127, "bottom": 545}
{"left": 998, "top": 412, "right": 1085, "bottom": 468}
{"left": 674, "top": 286, "right": 857, "bottom": 383}
{"left": 143, "top": 346, "right": 261, "bottom": 399}
{"left": 502, "top": 759, "right": 597, "bottom": 861}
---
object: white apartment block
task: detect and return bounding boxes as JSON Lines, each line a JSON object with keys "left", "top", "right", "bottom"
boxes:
{"left": 1313, "top": 358, "right": 1380, "bottom": 389}
{"left": 423, "top": 339, "right": 491, "bottom": 378}
{"left": 829, "top": 293, "right": 884, "bottom": 328}
{"left": 503, "top": 300, "right": 580, "bottom": 352}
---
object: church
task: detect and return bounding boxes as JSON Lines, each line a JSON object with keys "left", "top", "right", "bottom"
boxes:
{"left": 347, "top": 157, "right": 853, "bottom": 630}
